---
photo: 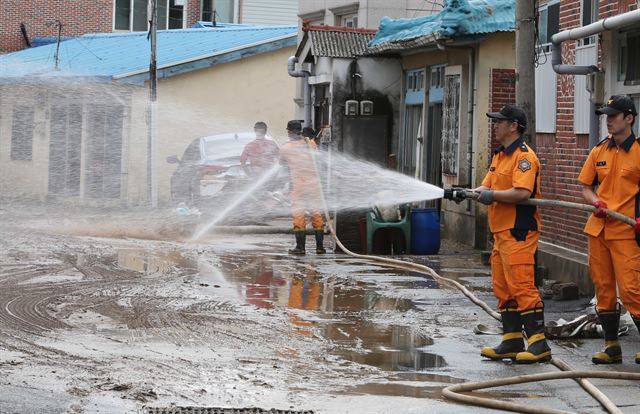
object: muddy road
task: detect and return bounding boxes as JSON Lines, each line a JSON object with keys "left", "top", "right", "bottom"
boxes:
{"left": 1, "top": 207, "right": 640, "bottom": 413}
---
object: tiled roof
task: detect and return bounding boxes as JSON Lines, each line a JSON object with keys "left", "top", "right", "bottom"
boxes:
{"left": 299, "top": 25, "right": 377, "bottom": 58}
{"left": 368, "top": 0, "right": 515, "bottom": 53}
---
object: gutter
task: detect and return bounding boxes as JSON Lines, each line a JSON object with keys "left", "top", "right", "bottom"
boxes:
{"left": 551, "top": 8, "right": 640, "bottom": 146}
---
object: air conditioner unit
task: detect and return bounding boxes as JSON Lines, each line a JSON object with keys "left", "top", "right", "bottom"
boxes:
{"left": 345, "top": 100, "right": 358, "bottom": 116}
{"left": 360, "top": 100, "right": 374, "bottom": 116}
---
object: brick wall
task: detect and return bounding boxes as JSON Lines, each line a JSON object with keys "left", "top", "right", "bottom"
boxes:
{"left": 0, "top": 0, "right": 113, "bottom": 53}
{"left": 488, "top": 68, "right": 516, "bottom": 155}
{"left": 1, "top": 0, "right": 203, "bottom": 53}
{"left": 535, "top": 0, "right": 638, "bottom": 251}
{"left": 186, "top": 0, "right": 201, "bottom": 28}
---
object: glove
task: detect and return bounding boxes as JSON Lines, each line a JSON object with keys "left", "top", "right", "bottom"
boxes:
{"left": 635, "top": 218, "right": 640, "bottom": 234}
{"left": 593, "top": 200, "right": 608, "bottom": 218}
{"left": 476, "top": 190, "right": 494, "bottom": 205}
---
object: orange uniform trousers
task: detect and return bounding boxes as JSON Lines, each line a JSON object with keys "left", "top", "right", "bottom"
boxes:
{"left": 291, "top": 181, "right": 324, "bottom": 231}
{"left": 589, "top": 233, "right": 640, "bottom": 317}
{"left": 491, "top": 230, "right": 541, "bottom": 311}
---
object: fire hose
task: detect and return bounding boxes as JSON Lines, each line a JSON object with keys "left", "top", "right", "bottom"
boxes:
{"left": 303, "top": 140, "right": 640, "bottom": 414}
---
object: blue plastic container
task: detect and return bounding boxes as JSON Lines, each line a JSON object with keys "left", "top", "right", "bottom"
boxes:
{"left": 410, "top": 208, "right": 440, "bottom": 255}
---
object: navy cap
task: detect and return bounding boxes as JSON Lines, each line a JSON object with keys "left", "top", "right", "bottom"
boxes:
{"left": 596, "top": 95, "right": 638, "bottom": 116}
{"left": 286, "top": 120, "right": 302, "bottom": 132}
{"left": 487, "top": 104, "right": 527, "bottom": 129}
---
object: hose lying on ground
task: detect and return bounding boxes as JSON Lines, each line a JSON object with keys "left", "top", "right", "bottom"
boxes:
{"left": 303, "top": 140, "right": 640, "bottom": 414}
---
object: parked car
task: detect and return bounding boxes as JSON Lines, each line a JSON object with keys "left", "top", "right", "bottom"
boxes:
{"left": 166, "top": 132, "right": 283, "bottom": 207}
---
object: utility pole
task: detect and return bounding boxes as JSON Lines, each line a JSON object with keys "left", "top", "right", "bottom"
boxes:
{"left": 515, "top": 0, "right": 537, "bottom": 148}
{"left": 148, "top": 0, "right": 158, "bottom": 207}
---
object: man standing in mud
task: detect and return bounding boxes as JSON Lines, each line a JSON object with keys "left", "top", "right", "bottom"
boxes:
{"left": 578, "top": 95, "right": 640, "bottom": 365}
{"left": 475, "top": 104, "right": 552, "bottom": 364}
{"left": 240, "top": 121, "right": 279, "bottom": 178}
{"left": 278, "top": 120, "right": 325, "bottom": 255}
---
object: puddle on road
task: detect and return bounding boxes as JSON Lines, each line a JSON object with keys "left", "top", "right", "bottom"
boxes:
{"left": 70, "top": 248, "right": 455, "bottom": 398}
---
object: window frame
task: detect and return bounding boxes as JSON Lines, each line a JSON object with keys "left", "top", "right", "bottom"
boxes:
{"left": 537, "top": 0, "right": 560, "bottom": 53}
{"left": 113, "top": 0, "right": 185, "bottom": 32}
{"left": 340, "top": 13, "right": 358, "bottom": 28}
{"left": 578, "top": 0, "right": 599, "bottom": 46}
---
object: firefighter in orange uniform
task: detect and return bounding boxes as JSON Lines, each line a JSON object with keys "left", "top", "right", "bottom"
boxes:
{"left": 476, "top": 104, "right": 552, "bottom": 364}
{"left": 578, "top": 95, "right": 640, "bottom": 365}
{"left": 278, "top": 120, "right": 326, "bottom": 255}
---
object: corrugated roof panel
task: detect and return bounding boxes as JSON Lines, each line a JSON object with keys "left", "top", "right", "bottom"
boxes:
{"left": 0, "top": 26, "right": 297, "bottom": 79}
{"left": 369, "top": 0, "right": 514, "bottom": 52}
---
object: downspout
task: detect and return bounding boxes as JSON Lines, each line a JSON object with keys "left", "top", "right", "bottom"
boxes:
{"left": 466, "top": 46, "right": 475, "bottom": 191}
{"left": 287, "top": 56, "right": 312, "bottom": 127}
{"left": 551, "top": 8, "right": 640, "bottom": 146}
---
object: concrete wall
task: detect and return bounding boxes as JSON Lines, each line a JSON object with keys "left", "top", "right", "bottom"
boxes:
{"left": 298, "top": 0, "right": 441, "bottom": 29}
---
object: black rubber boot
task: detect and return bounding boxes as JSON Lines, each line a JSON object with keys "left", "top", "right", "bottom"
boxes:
{"left": 288, "top": 231, "right": 306, "bottom": 255}
{"left": 515, "top": 307, "right": 552, "bottom": 364}
{"left": 592, "top": 309, "right": 622, "bottom": 364}
{"left": 633, "top": 316, "right": 640, "bottom": 364}
{"left": 481, "top": 308, "right": 525, "bottom": 361}
{"left": 315, "top": 230, "right": 326, "bottom": 254}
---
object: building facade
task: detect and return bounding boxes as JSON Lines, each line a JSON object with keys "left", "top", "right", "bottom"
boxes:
{"left": 1, "top": 0, "right": 298, "bottom": 53}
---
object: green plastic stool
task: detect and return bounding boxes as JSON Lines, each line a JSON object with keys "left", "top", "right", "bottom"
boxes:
{"left": 366, "top": 205, "right": 411, "bottom": 254}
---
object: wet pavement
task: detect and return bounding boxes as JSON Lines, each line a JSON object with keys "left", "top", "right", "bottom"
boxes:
{"left": 1, "top": 207, "right": 640, "bottom": 413}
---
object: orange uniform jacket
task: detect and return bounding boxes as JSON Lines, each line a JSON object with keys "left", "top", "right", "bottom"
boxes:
{"left": 482, "top": 137, "right": 542, "bottom": 234}
{"left": 578, "top": 134, "right": 640, "bottom": 240}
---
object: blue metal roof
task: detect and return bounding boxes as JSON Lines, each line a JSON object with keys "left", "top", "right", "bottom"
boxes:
{"left": 0, "top": 26, "right": 297, "bottom": 82}
{"left": 369, "top": 0, "right": 514, "bottom": 51}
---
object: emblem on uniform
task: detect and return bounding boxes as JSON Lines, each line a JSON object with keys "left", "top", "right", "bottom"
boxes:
{"left": 490, "top": 167, "right": 496, "bottom": 172}
{"left": 518, "top": 159, "right": 531, "bottom": 172}
{"left": 596, "top": 161, "right": 606, "bottom": 166}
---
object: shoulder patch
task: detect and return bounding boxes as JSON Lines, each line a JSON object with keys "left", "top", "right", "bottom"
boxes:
{"left": 519, "top": 144, "right": 529, "bottom": 152}
{"left": 518, "top": 158, "right": 532, "bottom": 173}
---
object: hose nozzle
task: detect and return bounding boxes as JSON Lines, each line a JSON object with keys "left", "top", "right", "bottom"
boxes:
{"left": 443, "top": 187, "right": 469, "bottom": 204}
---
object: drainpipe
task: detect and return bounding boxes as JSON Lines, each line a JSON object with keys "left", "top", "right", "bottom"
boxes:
{"left": 288, "top": 56, "right": 312, "bottom": 127}
{"left": 551, "top": 8, "right": 640, "bottom": 146}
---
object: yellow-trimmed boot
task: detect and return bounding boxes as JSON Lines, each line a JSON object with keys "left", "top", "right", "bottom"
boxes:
{"left": 592, "top": 310, "right": 622, "bottom": 365}
{"left": 481, "top": 308, "right": 524, "bottom": 361}
{"left": 516, "top": 307, "right": 552, "bottom": 364}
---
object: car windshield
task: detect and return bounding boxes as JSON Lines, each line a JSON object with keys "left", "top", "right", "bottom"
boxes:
{"left": 202, "top": 134, "right": 273, "bottom": 163}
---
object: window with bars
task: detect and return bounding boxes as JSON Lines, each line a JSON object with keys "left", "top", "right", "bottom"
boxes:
{"left": 11, "top": 105, "right": 34, "bottom": 161}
